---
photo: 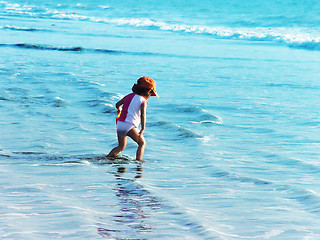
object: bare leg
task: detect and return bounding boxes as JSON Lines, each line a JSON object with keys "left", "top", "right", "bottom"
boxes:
{"left": 127, "top": 128, "right": 146, "bottom": 161}
{"left": 107, "top": 135, "right": 127, "bottom": 158}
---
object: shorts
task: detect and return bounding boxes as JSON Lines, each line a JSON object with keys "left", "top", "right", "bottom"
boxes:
{"left": 117, "top": 121, "right": 135, "bottom": 137}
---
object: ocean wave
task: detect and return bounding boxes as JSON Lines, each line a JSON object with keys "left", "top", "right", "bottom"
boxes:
{"left": 149, "top": 121, "right": 206, "bottom": 140}
{"left": 210, "top": 169, "right": 271, "bottom": 185}
{"left": 0, "top": 43, "right": 206, "bottom": 60}
{"left": 98, "top": 5, "right": 110, "bottom": 9}
{"left": 84, "top": 99, "right": 115, "bottom": 114}
{"left": 1, "top": 25, "right": 46, "bottom": 32}
{"left": 1, "top": 152, "right": 130, "bottom": 165}
{"left": 174, "top": 105, "right": 223, "bottom": 125}
{"left": 0, "top": 43, "right": 126, "bottom": 54}
{"left": 199, "top": 113, "right": 223, "bottom": 125}
{"left": 209, "top": 166, "right": 320, "bottom": 214}
{"left": 2, "top": 0, "right": 320, "bottom": 51}
{"left": 109, "top": 18, "right": 320, "bottom": 51}
{"left": 53, "top": 97, "right": 67, "bottom": 108}
{"left": 13, "top": 43, "right": 84, "bottom": 52}
{"left": 288, "top": 40, "right": 320, "bottom": 50}
{"left": 265, "top": 83, "right": 318, "bottom": 89}
{"left": 147, "top": 105, "right": 221, "bottom": 140}
{"left": 207, "top": 162, "right": 320, "bottom": 214}
{"left": 54, "top": 13, "right": 320, "bottom": 51}
{"left": 284, "top": 187, "right": 320, "bottom": 214}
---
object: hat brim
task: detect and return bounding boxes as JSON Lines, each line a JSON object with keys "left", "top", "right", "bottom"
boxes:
{"left": 151, "top": 90, "right": 159, "bottom": 97}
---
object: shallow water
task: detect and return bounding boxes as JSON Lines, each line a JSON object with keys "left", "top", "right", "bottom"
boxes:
{"left": 1, "top": 0, "right": 320, "bottom": 239}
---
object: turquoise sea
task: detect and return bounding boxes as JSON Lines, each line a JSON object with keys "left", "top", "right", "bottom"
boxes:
{"left": 1, "top": 0, "right": 320, "bottom": 239}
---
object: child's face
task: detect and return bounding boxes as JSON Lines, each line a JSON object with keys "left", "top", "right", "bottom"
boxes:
{"left": 145, "top": 89, "right": 153, "bottom": 99}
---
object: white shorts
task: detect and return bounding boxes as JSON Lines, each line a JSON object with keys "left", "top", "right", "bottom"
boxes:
{"left": 117, "top": 121, "right": 135, "bottom": 137}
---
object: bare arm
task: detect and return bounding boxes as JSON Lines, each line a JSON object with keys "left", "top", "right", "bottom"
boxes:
{"left": 139, "top": 101, "right": 147, "bottom": 135}
{"left": 115, "top": 97, "right": 125, "bottom": 112}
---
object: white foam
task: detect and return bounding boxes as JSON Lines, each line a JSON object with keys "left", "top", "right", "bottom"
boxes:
{"left": 88, "top": 80, "right": 105, "bottom": 87}
{"left": 54, "top": 96, "right": 64, "bottom": 101}
{"left": 98, "top": 5, "right": 110, "bottom": 9}
{"left": 3, "top": 1, "right": 320, "bottom": 50}
{"left": 75, "top": 15, "right": 320, "bottom": 49}
{"left": 75, "top": 3, "right": 87, "bottom": 8}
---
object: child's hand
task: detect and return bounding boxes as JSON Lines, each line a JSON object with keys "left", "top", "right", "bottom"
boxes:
{"left": 139, "top": 129, "right": 144, "bottom": 136}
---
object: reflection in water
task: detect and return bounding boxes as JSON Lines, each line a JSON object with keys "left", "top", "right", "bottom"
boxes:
{"left": 97, "top": 226, "right": 121, "bottom": 239}
{"left": 116, "top": 165, "right": 143, "bottom": 179}
{"left": 97, "top": 161, "right": 162, "bottom": 239}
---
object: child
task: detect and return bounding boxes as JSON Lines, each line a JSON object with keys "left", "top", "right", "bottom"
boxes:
{"left": 107, "top": 76, "right": 159, "bottom": 161}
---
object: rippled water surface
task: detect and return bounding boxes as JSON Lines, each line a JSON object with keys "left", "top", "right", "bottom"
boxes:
{"left": 1, "top": 0, "right": 320, "bottom": 239}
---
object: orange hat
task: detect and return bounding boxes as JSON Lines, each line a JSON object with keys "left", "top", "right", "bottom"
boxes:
{"left": 137, "top": 76, "right": 159, "bottom": 97}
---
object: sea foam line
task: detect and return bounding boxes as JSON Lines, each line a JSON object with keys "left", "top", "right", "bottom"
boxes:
{"left": 0, "top": 43, "right": 228, "bottom": 60}
{"left": 0, "top": 25, "right": 47, "bottom": 32}
{"left": 2, "top": 1, "right": 320, "bottom": 51}
{"left": 48, "top": 11, "right": 320, "bottom": 50}
{"left": 107, "top": 18, "right": 320, "bottom": 50}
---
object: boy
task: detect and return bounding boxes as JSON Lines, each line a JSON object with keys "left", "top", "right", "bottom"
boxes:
{"left": 107, "top": 77, "right": 159, "bottom": 161}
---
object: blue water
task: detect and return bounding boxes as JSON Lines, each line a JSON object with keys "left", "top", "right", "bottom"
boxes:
{"left": 1, "top": 0, "right": 320, "bottom": 239}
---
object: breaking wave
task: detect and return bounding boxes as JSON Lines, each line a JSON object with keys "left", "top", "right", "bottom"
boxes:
{"left": 0, "top": 25, "right": 47, "bottom": 32}
{"left": 1, "top": 0, "right": 320, "bottom": 51}
{"left": 0, "top": 43, "right": 124, "bottom": 54}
